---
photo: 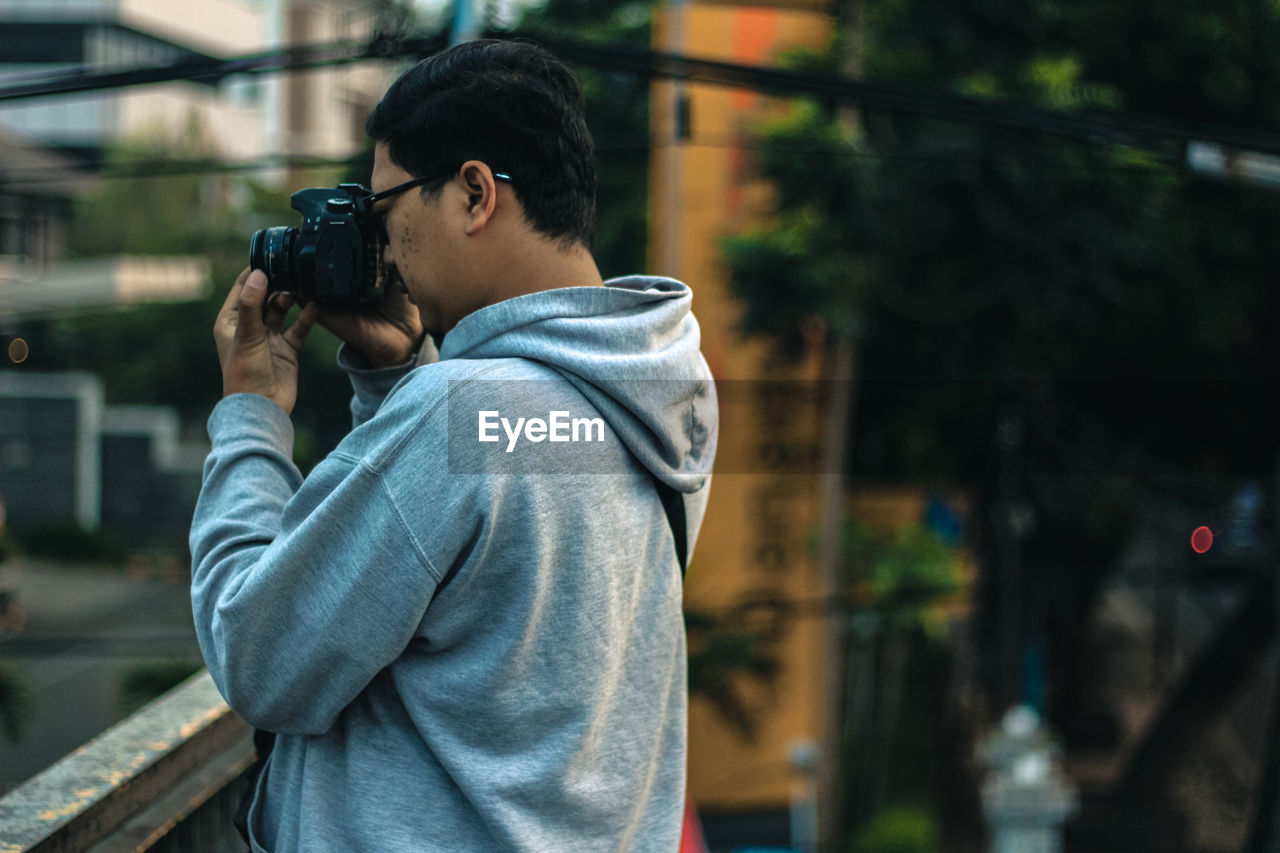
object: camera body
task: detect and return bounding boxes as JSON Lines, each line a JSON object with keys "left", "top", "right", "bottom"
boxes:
{"left": 249, "top": 183, "right": 385, "bottom": 308}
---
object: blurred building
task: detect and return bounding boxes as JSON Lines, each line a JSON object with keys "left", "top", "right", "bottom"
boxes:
{"left": 0, "top": 370, "right": 208, "bottom": 547}
{"left": 0, "top": 0, "right": 398, "bottom": 320}
{"left": 0, "top": 372, "right": 103, "bottom": 531}
{"left": 649, "top": 2, "right": 835, "bottom": 846}
{"left": 0, "top": 1, "right": 401, "bottom": 536}
{"left": 650, "top": 3, "right": 983, "bottom": 849}
{"left": 0, "top": 124, "right": 210, "bottom": 322}
{"left": 0, "top": 0, "right": 391, "bottom": 167}
{"left": 0, "top": 126, "right": 86, "bottom": 268}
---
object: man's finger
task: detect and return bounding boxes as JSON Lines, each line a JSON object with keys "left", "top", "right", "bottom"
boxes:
{"left": 236, "top": 270, "right": 269, "bottom": 345}
{"left": 283, "top": 303, "right": 321, "bottom": 352}
{"left": 218, "top": 268, "right": 251, "bottom": 326}
{"left": 263, "top": 291, "right": 294, "bottom": 332}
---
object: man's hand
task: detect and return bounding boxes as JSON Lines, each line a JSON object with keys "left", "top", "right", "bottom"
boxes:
{"left": 214, "top": 267, "right": 319, "bottom": 415}
{"left": 315, "top": 282, "right": 426, "bottom": 369}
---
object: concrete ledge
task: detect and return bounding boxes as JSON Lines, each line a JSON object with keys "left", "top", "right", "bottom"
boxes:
{"left": 0, "top": 670, "right": 253, "bottom": 852}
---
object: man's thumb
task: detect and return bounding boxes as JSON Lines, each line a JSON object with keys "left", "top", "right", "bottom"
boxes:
{"left": 237, "top": 270, "right": 269, "bottom": 341}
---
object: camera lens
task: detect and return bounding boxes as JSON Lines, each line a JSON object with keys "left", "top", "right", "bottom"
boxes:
{"left": 249, "top": 226, "right": 298, "bottom": 292}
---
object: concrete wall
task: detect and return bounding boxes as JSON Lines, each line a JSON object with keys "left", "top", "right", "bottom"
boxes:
{"left": 0, "top": 371, "right": 208, "bottom": 548}
{"left": 0, "top": 371, "right": 102, "bottom": 530}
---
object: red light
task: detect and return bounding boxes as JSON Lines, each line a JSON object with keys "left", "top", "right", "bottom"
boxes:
{"left": 1191, "top": 526, "right": 1214, "bottom": 554}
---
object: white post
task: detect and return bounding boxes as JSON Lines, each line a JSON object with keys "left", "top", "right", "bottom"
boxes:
{"left": 789, "top": 739, "right": 820, "bottom": 853}
{"left": 981, "top": 706, "right": 1078, "bottom": 853}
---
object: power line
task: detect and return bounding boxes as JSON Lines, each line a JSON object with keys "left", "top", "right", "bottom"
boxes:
{"left": 3, "top": 153, "right": 370, "bottom": 185}
{"left": 3, "top": 27, "right": 1280, "bottom": 161}
{"left": 0, "top": 35, "right": 440, "bottom": 102}
{"left": 521, "top": 29, "right": 1280, "bottom": 157}
{"left": 0, "top": 135, "right": 1199, "bottom": 188}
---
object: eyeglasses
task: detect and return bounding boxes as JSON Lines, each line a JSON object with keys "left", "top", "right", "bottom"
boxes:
{"left": 366, "top": 169, "right": 513, "bottom": 206}
{"left": 362, "top": 168, "right": 513, "bottom": 244}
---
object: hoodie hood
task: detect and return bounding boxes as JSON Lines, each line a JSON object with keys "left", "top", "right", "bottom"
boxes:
{"left": 436, "top": 276, "right": 716, "bottom": 494}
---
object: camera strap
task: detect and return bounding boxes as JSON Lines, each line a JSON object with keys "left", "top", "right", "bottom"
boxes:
{"left": 653, "top": 477, "right": 688, "bottom": 577}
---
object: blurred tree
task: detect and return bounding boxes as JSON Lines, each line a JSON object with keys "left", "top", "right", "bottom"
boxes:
{"left": 118, "top": 660, "right": 203, "bottom": 716}
{"left": 0, "top": 513, "right": 30, "bottom": 746}
{"left": 726, "top": 0, "right": 1280, "bottom": 484}
{"left": 851, "top": 804, "right": 940, "bottom": 853}
{"left": 838, "top": 518, "right": 963, "bottom": 832}
{"left": 685, "top": 605, "right": 782, "bottom": 740}
{"left": 69, "top": 124, "right": 239, "bottom": 259}
{"left": 508, "top": 0, "right": 655, "bottom": 277}
{"left": 0, "top": 667, "right": 32, "bottom": 744}
{"left": 723, "top": 0, "right": 1280, "bottom": 844}
{"left": 14, "top": 129, "right": 241, "bottom": 456}
{"left": 18, "top": 130, "right": 354, "bottom": 473}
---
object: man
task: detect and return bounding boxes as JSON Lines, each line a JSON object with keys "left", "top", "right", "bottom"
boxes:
{"left": 190, "top": 39, "right": 717, "bottom": 852}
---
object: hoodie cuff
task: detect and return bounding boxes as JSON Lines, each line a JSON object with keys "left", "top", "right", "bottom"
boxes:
{"left": 207, "top": 393, "right": 295, "bottom": 454}
{"left": 338, "top": 343, "right": 418, "bottom": 424}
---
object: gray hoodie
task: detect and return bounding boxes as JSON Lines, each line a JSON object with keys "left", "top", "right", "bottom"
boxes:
{"left": 190, "top": 276, "right": 717, "bottom": 852}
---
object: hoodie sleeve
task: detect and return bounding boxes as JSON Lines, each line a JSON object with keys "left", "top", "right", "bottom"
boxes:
{"left": 189, "top": 393, "right": 442, "bottom": 735}
{"left": 337, "top": 343, "right": 418, "bottom": 428}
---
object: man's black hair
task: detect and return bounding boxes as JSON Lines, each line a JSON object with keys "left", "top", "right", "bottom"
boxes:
{"left": 365, "top": 39, "right": 597, "bottom": 249}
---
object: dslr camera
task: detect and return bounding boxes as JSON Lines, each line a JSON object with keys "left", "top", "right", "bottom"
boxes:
{"left": 249, "top": 183, "right": 386, "bottom": 308}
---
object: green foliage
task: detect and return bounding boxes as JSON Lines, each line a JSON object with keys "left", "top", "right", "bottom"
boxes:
{"left": 837, "top": 518, "right": 962, "bottom": 636}
{"left": 850, "top": 805, "right": 939, "bottom": 853}
{"left": 15, "top": 130, "right": 357, "bottom": 472}
{"left": 846, "top": 521, "right": 959, "bottom": 597}
{"left": 858, "top": 0, "right": 1280, "bottom": 129}
{"left": 26, "top": 128, "right": 240, "bottom": 416}
{"left": 118, "top": 661, "right": 203, "bottom": 717}
{"left": 685, "top": 606, "right": 782, "bottom": 741}
{"left": 9, "top": 520, "right": 127, "bottom": 565}
{"left": 29, "top": 294, "right": 222, "bottom": 417}
{"left": 725, "top": 0, "right": 1280, "bottom": 483}
{"left": 24, "top": 295, "right": 353, "bottom": 474}
{"left": 69, "top": 126, "right": 241, "bottom": 259}
{"left": 0, "top": 666, "right": 32, "bottom": 744}
{"left": 512, "top": 0, "right": 655, "bottom": 277}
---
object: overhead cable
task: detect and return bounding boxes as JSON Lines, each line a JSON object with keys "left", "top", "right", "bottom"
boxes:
{"left": 4, "top": 138, "right": 1191, "bottom": 188}
{"left": 515, "top": 30, "right": 1280, "bottom": 158}
{"left": 2, "top": 28, "right": 1280, "bottom": 159}
{"left": 0, "top": 35, "right": 443, "bottom": 103}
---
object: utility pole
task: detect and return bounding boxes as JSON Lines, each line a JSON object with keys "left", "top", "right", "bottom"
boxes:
{"left": 816, "top": 1, "right": 862, "bottom": 847}
{"left": 660, "top": 0, "right": 689, "bottom": 278}
{"left": 450, "top": 0, "right": 479, "bottom": 45}
{"left": 1241, "top": 456, "right": 1280, "bottom": 852}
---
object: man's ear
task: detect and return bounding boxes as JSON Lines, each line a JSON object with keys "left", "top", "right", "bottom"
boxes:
{"left": 458, "top": 160, "right": 499, "bottom": 236}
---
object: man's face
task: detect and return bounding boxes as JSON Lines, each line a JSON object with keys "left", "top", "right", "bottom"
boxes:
{"left": 369, "top": 142, "right": 462, "bottom": 339}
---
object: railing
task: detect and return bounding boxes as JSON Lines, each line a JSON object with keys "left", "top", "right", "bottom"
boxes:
{"left": 0, "top": 671, "right": 253, "bottom": 852}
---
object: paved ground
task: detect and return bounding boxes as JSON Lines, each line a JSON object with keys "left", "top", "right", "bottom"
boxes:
{"left": 0, "top": 559, "right": 200, "bottom": 792}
